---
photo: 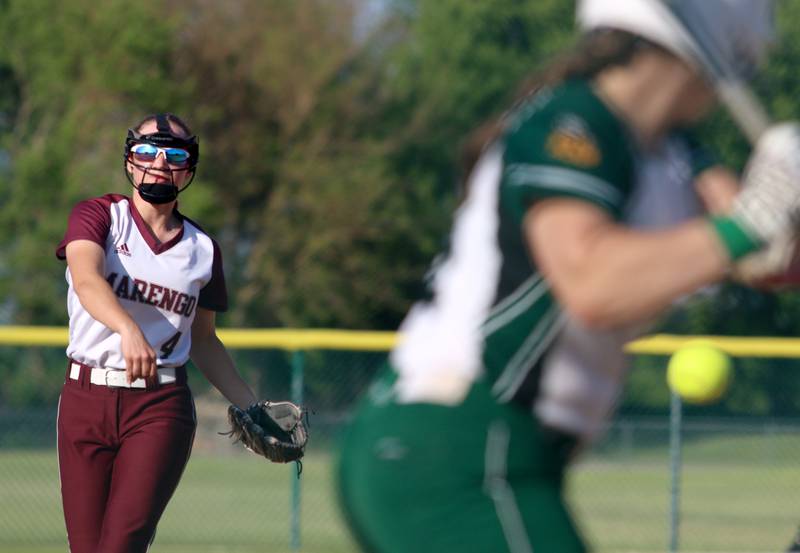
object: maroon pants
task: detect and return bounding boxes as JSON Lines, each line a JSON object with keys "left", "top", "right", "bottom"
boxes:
{"left": 57, "top": 361, "right": 196, "bottom": 553}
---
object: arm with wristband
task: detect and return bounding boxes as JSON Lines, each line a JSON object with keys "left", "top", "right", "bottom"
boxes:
{"left": 711, "top": 123, "right": 800, "bottom": 277}
{"left": 524, "top": 123, "right": 800, "bottom": 329}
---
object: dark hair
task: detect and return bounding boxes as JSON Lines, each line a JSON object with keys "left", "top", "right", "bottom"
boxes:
{"left": 132, "top": 112, "right": 194, "bottom": 138}
{"left": 460, "top": 29, "right": 657, "bottom": 177}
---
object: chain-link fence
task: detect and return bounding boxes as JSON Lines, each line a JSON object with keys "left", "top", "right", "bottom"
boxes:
{"left": 1, "top": 338, "right": 800, "bottom": 552}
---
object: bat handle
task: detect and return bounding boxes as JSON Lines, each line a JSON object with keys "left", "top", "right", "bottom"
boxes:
{"left": 717, "top": 83, "right": 772, "bottom": 146}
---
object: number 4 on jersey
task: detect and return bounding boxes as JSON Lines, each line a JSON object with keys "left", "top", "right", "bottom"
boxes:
{"left": 161, "top": 331, "right": 182, "bottom": 358}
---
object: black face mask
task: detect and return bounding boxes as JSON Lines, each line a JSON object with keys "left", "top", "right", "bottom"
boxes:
{"left": 137, "top": 182, "right": 179, "bottom": 204}
{"left": 123, "top": 113, "right": 200, "bottom": 205}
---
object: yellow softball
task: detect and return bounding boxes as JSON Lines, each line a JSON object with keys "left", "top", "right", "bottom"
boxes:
{"left": 666, "top": 340, "right": 732, "bottom": 404}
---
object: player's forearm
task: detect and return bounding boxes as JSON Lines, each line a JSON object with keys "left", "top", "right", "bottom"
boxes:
{"left": 546, "top": 219, "right": 730, "bottom": 328}
{"left": 190, "top": 335, "right": 256, "bottom": 408}
{"left": 72, "top": 274, "right": 140, "bottom": 336}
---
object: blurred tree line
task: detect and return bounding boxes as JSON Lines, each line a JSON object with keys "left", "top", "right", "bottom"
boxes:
{"left": 1, "top": 0, "right": 800, "bottom": 415}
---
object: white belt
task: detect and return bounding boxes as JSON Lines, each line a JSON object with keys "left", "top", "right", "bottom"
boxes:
{"left": 69, "top": 363, "right": 177, "bottom": 389}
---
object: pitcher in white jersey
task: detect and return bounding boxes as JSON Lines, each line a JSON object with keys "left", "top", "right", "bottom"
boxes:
{"left": 55, "top": 113, "right": 263, "bottom": 553}
{"left": 337, "top": 1, "right": 800, "bottom": 552}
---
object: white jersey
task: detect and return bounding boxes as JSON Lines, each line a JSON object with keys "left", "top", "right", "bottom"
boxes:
{"left": 56, "top": 194, "right": 227, "bottom": 369}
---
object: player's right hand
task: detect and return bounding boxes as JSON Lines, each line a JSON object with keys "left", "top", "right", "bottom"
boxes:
{"left": 731, "top": 122, "right": 800, "bottom": 243}
{"left": 120, "top": 324, "right": 157, "bottom": 384}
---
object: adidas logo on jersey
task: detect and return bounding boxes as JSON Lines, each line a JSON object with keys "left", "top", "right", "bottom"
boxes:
{"left": 115, "top": 243, "right": 132, "bottom": 257}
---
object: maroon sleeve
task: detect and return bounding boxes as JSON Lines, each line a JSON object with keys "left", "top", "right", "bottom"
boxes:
{"left": 198, "top": 239, "right": 228, "bottom": 312}
{"left": 55, "top": 197, "right": 112, "bottom": 260}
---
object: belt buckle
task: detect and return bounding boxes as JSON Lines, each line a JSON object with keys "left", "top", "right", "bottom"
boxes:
{"left": 104, "top": 369, "right": 129, "bottom": 388}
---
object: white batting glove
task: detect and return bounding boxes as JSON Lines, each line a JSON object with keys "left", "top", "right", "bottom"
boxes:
{"left": 733, "top": 232, "right": 798, "bottom": 284}
{"left": 731, "top": 122, "right": 800, "bottom": 243}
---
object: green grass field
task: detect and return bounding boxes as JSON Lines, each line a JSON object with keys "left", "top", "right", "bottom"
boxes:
{"left": 2, "top": 432, "right": 799, "bottom": 553}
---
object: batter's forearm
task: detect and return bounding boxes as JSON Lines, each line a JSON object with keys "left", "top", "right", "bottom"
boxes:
{"left": 538, "top": 219, "right": 730, "bottom": 328}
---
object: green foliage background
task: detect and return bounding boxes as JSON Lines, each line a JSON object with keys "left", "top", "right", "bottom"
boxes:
{"left": 2, "top": 0, "right": 800, "bottom": 414}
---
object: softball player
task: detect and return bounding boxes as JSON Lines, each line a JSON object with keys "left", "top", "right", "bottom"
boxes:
{"left": 55, "top": 113, "right": 259, "bottom": 553}
{"left": 338, "top": 1, "right": 797, "bottom": 551}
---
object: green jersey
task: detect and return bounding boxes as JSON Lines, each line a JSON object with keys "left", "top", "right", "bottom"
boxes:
{"left": 486, "top": 80, "right": 634, "bottom": 402}
{"left": 391, "top": 79, "right": 708, "bottom": 441}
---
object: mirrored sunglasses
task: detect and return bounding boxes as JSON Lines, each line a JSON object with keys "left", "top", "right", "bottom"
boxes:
{"left": 130, "top": 143, "right": 191, "bottom": 166}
